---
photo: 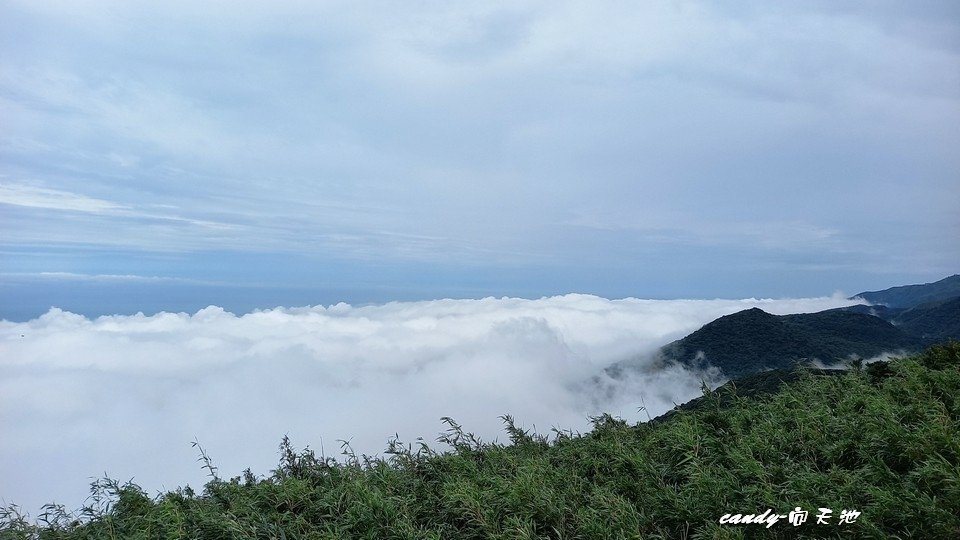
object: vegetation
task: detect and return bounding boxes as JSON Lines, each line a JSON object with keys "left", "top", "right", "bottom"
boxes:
{"left": 885, "top": 297, "right": 960, "bottom": 344}
{"left": 654, "top": 274, "right": 960, "bottom": 378}
{"left": 4, "top": 343, "right": 960, "bottom": 539}
{"left": 852, "top": 274, "right": 960, "bottom": 309}
{"left": 657, "top": 308, "right": 922, "bottom": 378}
{"left": 840, "top": 295, "right": 960, "bottom": 345}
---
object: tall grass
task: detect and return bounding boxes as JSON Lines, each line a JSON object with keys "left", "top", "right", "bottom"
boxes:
{"left": 3, "top": 342, "right": 959, "bottom": 539}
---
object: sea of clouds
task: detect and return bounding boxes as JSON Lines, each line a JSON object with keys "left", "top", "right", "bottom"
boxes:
{"left": 0, "top": 294, "right": 860, "bottom": 515}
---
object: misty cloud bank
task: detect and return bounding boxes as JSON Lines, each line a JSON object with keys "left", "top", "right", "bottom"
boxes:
{"left": 1, "top": 294, "right": 859, "bottom": 515}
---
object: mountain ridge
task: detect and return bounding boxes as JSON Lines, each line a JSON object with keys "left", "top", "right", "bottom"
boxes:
{"left": 851, "top": 274, "right": 960, "bottom": 308}
{"left": 653, "top": 274, "right": 960, "bottom": 378}
{"left": 659, "top": 308, "right": 921, "bottom": 378}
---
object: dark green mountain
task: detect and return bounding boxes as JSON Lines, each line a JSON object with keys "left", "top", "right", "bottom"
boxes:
{"left": 834, "top": 303, "right": 903, "bottom": 320}
{"left": 657, "top": 275, "right": 960, "bottom": 379}
{"left": 659, "top": 308, "right": 922, "bottom": 378}
{"left": 894, "top": 296, "right": 960, "bottom": 342}
{"left": 836, "top": 277, "right": 960, "bottom": 343}
{"left": 852, "top": 274, "right": 960, "bottom": 308}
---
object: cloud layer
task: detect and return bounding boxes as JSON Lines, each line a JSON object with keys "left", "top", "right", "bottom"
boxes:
{"left": 0, "top": 294, "right": 859, "bottom": 515}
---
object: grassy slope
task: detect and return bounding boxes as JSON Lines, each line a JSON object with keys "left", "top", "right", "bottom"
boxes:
{"left": 3, "top": 343, "right": 959, "bottom": 539}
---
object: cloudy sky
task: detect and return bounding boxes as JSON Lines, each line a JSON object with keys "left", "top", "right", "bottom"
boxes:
{"left": 2, "top": 0, "right": 959, "bottom": 518}
{"left": 1, "top": 0, "right": 958, "bottom": 315}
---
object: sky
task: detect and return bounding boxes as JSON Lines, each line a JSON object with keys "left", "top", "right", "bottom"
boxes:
{"left": 1, "top": 0, "right": 958, "bottom": 317}
{"left": 0, "top": 0, "right": 958, "bottom": 520}
{"left": 0, "top": 294, "right": 861, "bottom": 516}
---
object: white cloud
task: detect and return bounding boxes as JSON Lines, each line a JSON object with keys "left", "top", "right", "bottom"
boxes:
{"left": 0, "top": 293, "right": 860, "bottom": 515}
{"left": 0, "top": 181, "right": 246, "bottom": 251}
{"left": 0, "top": 183, "right": 125, "bottom": 214}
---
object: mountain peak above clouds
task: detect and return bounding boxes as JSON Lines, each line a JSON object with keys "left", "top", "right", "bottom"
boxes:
{"left": 658, "top": 308, "right": 921, "bottom": 379}
{"left": 852, "top": 274, "right": 960, "bottom": 309}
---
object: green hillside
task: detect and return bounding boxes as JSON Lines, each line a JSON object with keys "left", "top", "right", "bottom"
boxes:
{"left": 890, "top": 297, "right": 960, "bottom": 343}
{"left": 659, "top": 308, "right": 921, "bottom": 378}
{"left": 835, "top": 296, "right": 960, "bottom": 344}
{"left": 4, "top": 343, "right": 959, "bottom": 539}
{"left": 852, "top": 274, "right": 960, "bottom": 308}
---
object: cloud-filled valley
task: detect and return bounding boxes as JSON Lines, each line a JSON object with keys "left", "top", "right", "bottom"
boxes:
{"left": 0, "top": 294, "right": 860, "bottom": 515}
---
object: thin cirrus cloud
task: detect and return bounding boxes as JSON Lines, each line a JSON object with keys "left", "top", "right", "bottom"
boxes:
{"left": 0, "top": 183, "right": 126, "bottom": 214}
{"left": 0, "top": 182, "right": 246, "bottom": 252}
{"left": 0, "top": 182, "right": 237, "bottom": 230}
{"left": 0, "top": 293, "right": 861, "bottom": 516}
